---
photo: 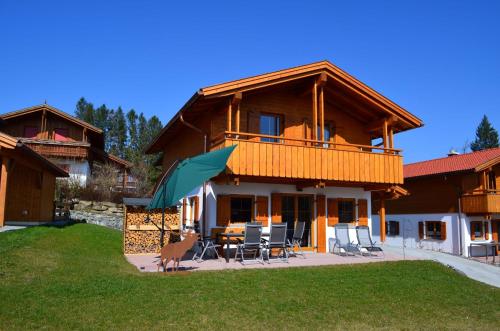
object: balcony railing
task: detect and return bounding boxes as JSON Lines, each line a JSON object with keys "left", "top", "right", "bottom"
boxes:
{"left": 461, "top": 190, "right": 500, "bottom": 214}
{"left": 211, "top": 131, "right": 403, "bottom": 184}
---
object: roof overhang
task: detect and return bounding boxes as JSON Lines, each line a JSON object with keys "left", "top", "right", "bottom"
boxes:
{"left": 146, "top": 61, "right": 423, "bottom": 154}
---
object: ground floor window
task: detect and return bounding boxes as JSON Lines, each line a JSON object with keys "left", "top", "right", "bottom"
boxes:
{"left": 470, "top": 221, "right": 488, "bottom": 241}
{"left": 386, "top": 221, "right": 400, "bottom": 236}
{"left": 338, "top": 199, "right": 355, "bottom": 223}
{"left": 230, "top": 196, "right": 253, "bottom": 223}
{"left": 426, "top": 221, "right": 441, "bottom": 239}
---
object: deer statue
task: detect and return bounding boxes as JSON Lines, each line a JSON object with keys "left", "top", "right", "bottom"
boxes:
{"left": 157, "top": 231, "right": 199, "bottom": 272}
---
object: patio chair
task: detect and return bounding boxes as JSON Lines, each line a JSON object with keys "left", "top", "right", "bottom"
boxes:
{"left": 262, "top": 223, "right": 288, "bottom": 263}
{"left": 287, "top": 221, "right": 306, "bottom": 258}
{"left": 234, "top": 223, "right": 264, "bottom": 264}
{"left": 192, "top": 236, "right": 221, "bottom": 262}
{"left": 356, "top": 226, "right": 384, "bottom": 258}
{"left": 333, "top": 224, "right": 361, "bottom": 256}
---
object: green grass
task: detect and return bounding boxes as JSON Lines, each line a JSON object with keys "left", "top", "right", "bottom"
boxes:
{"left": 0, "top": 224, "right": 499, "bottom": 330}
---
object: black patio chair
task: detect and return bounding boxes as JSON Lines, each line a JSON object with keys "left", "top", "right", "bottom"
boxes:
{"left": 234, "top": 223, "right": 264, "bottom": 264}
{"left": 287, "top": 221, "right": 306, "bottom": 258}
{"left": 262, "top": 223, "right": 288, "bottom": 263}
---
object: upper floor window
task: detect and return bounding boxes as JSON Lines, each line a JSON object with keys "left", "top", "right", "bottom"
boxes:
{"left": 317, "top": 123, "right": 334, "bottom": 148}
{"left": 260, "top": 114, "right": 281, "bottom": 143}
{"left": 338, "top": 199, "right": 355, "bottom": 223}
{"left": 54, "top": 128, "right": 69, "bottom": 141}
{"left": 24, "top": 126, "right": 39, "bottom": 139}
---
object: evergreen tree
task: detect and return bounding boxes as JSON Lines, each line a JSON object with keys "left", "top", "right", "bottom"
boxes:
{"left": 126, "top": 109, "right": 139, "bottom": 162}
{"left": 75, "top": 97, "right": 94, "bottom": 124}
{"left": 94, "top": 104, "right": 111, "bottom": 136}
{"left": 470, "top": 115, "right": 499, "bottom": 151}
{"left": 107, "top": 107, "right": 127, "bottom": 158}
{"left": 137, "top": 113, "right": 149, "bottom": 152}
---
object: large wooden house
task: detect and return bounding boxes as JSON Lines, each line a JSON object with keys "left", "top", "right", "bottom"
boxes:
{"left": 372, "top": 148, "right": 500, "bottom": 257}
{"left": 0, "top": 132, "right": 68, "bottom": 226}
{"left": 0, "top": 104, "right": 133, "bottom": 190}
{"left": 146, "top": 61, "right": 423, "bottom": 252}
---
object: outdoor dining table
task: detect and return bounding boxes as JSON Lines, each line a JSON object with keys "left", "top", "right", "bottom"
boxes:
{"left": 217, "top": 231, "right": 270, "bottom": 263}
{"left": 468, "top": 241, "right": 500, "bottom": 264}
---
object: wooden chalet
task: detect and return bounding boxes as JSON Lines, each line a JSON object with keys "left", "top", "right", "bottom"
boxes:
{"left": 0, "top": 132, "right": 68, "bottom": 226}
{"left": 146, "top": 60, "right": 423, "bottom": 252}
{"left": 376, "top": 148, "right": 500, "bottom": 257}
{"left": 0, "top": 104, "right": 133, "bottom": 190}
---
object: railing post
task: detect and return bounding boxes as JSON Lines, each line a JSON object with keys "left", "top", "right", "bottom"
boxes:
{"left": 382, "top": 118, "right": 388, "bottom": 153}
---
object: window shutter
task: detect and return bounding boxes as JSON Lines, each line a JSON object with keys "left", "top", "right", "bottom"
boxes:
{"left": 484, "top": 222, "right": 489, "bottom": 240}
{"left": 316, "top": 195, "right": 326, "bottom": 253}
{"left": 182, "top": 198, "right": 187, "bottom": 225}
{"left": 271, "top": 193, "right": 282, "bottom": 223}
{"left": 440, "top": 222, "right": 447, "bottom": 240}
{"left": 193, "top": 196, "right": 199, "bottom": 221}
{"left": 357, "top": 199, "right": 368, "bottom": 226}
{"left": 255, "top": 196, "right": 269, "bottom": 226}
{"left": 395, "top": 221, "right": 400, "bottom": 236}
{"left": 216, "top": 195, "right": 230, "bottom": 227}
{"left": 418, "top": 221, "right": 424, "bottom": 240}
{"left": 327, "top": 198, "right": 339, "bottom": 227}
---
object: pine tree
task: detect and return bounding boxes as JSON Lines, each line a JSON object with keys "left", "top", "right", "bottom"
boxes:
{"left": 107, "top": 107, "right": 127, "bottom": 158}
{"left": 125, "top": 109, "right": 139, "bottom": 162}
{"left": 75, "top": 97, "right": 94, "bottom": 124}
{"left": 470, "top": 115, "right": 499, "bottom": 151}
{"left": 94, "top": 104, "right": 111, "bottom": 135}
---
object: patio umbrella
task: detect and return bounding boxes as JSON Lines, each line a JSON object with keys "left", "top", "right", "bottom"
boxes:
{"left": 147, "top": 145, "right": 236, "bottom": 246}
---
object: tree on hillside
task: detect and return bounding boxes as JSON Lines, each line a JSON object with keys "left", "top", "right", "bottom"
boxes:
{"left": 125, "top": 109, "right": 139, "bottom": 161}
{"left": 107, "top": 107, "right": 127, "bottom": 158}
{"left": 470, "top": 115, "right": 499, "bottom": 151}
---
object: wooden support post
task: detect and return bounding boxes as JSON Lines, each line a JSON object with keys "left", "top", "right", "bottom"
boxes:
{"left": 312, "top": 81, "right": 318, "bottom": 141}
{"left": 319, "top": 85, "right": 325, "bottom": 142}
{"left": 235, "top": 103, "right": 240, "bottom": 133}
{"left": 389, "top": 126, "right": 394, "bottom": 149}
{"left": 232, "top": 92, "right": 242, "bottom": 134}
{"left": 227, "top": 99, "right": 232, "bottom": 136}
{"left": 82, "top": 128, "right": 87, "bottom": 142}
{"left": 40, "top": 109, "right": 47, "bottom": 138}
{"left": 0, "top": 158, "right": 9, "bottom": 227}
{"left": 382, "top": 118, "right": 388, "bottom": 152}
{"left": 379, "top": 199, "right": 386, "bottom": 242}
{"left": 482, "top": 171, "right": 488, "bottom": 190}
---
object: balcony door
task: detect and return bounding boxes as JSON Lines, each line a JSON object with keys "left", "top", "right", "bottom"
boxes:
{"left": 281, "top": 195, "right": 313, "bottom": 249}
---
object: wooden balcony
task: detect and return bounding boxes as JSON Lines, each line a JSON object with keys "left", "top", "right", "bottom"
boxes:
{"left": 20, "top": 139, "right": 90, "bottom": 159}
{"left": 211, "top": 132, "right": 403, "bottom": 184}
{"left": 461, "top": 190, "right": 500, "bottom": 215}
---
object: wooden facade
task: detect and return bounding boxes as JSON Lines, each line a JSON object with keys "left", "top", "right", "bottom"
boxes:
{"left": 0, "top": 133, "right": 68, "bottom": 226}
{"left": 0, "top": 104, "right": 132, "bottom": 189}
{"left": 146, "top": 61, "right": 423, "bottom": 245}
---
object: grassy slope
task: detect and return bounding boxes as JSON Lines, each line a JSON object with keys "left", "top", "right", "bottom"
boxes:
{"left": 0, "top": 224, "right": 499, "bottom": 330}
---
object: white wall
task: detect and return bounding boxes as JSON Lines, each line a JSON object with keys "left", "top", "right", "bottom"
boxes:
{"left": 49, "top": 158, "right": 90, "bottom": 186}
{"left": 181, "top": 182, "right": 371, "bottom": 251}
{"left": 372, "top": 213, "right": 498, "bottom": 257}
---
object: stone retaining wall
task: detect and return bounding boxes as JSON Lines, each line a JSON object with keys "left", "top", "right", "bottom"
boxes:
{"left": 70, "top": 200, "right": 124, "bottom": 230}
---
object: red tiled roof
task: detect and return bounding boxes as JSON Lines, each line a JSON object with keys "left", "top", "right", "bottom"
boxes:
{"left": 404, "top": 147, "right": 500, "bottom": 178}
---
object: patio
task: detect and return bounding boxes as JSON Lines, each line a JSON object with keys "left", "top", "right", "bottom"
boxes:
{"left": 126, "top": 250, "right": 414, "bottom": 273}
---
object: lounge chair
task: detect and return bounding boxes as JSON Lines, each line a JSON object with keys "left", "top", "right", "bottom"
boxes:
{"left": 356, "top": 226, "right": 384, "bottom": 258}
{"left": 333, "top": 224, "right": 361, "bottom": 256}
{"left": 287, "top": 221, "right": 306, "bottom": 258}
{"left": 234, "top": 223, "right": 264, "bottom": 264}
{"left": 262, "top": 223, "right": 288, "bottom": 263}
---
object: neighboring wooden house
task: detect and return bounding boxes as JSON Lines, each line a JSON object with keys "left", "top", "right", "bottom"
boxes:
{"left": 0, "top": 104, "right": 133, "bottom": 190}
{"left": 372, "top": 148, "right": 500, "bottom": 257}
{"left": 0, "top": 132, "right": 68, "bottom": 226}
{"left": 145, "top": 61, "right": 423, "bottom": 252}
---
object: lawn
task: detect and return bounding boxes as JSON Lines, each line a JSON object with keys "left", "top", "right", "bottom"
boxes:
{"left": 0, "top": 224, "right": 499, "bottom": 330}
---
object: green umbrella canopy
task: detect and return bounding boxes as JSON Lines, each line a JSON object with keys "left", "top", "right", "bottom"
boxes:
{"left": 147, "top": 145, "right": 236, "bottom": 210}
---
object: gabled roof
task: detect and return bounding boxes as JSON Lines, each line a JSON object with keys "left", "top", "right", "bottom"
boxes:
{"left": 0, "top": 132, "right": 69, "bottom": 177}
{"left": 146, "top": 60, "right": 424, "bottom": 154}
{"left": 404, "top": 147, "right": 500, "bottom": 179}
{"left": 0, "top": 104, "right": 103, "bottom": 134}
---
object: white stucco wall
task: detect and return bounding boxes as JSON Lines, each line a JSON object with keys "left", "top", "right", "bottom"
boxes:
{"left": 181, "top": 182, "right": 372, "bottom": 251}
{"left": 49, "top": 159, "right": 91, "bottom": 186}
{"left": 372, "top": 213, "right": 498, "bottom": 257}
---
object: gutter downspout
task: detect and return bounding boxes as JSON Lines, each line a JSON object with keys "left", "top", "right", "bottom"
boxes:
{"left": 179, "top": 114, "right": 208, "bottom": 238}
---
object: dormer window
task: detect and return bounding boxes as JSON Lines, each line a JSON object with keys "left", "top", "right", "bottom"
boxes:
{"left": 23, "top": 126, "right": 39, "bottom": 139}
{"left": 54, "top": 128, "right": 69, "bottom": 141}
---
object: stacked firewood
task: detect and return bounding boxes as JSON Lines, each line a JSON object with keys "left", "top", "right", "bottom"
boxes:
{"left": 123, "top": 206, "right": 181, "bottom": 254}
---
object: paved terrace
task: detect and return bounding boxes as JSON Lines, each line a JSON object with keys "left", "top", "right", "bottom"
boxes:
{"left": 126, "top": 250, "right": 414, "bottom": 273}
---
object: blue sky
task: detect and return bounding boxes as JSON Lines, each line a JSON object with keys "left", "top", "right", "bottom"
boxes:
{"left": 1, "top": 1, "right": 499, "bottom": 163}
